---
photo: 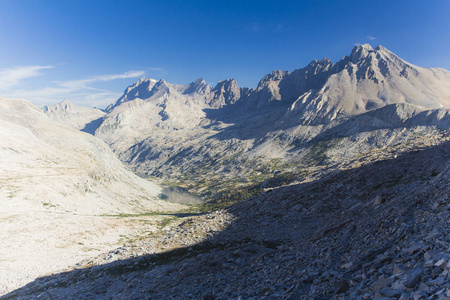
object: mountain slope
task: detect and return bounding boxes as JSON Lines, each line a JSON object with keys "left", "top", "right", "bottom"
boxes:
{"left": 0, "top": 97, "right": 184, "bottom": 295}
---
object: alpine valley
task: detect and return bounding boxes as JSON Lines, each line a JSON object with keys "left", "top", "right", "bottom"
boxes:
{"left": 45, "top": 44, "right": 450, "bottom": 208}
{"left": 2, "top": 44, "right": 450, "bottom": 299}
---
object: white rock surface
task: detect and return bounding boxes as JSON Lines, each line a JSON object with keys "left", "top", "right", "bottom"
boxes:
{"left": 42, "top": 99, "right": 105, "bottom": 132}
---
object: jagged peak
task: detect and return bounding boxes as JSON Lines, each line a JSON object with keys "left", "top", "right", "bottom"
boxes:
{"left": 353, "top": 43, "right": 373, "bottom": 51}
{"left": 187, "top": 78, "right": 209, "bottom": 89}
{"left": 59, "top": 99, "right": 73, "bottom": 106}
{"left": 310, "top": 57, "right": 333, "bottom": 65}
{"left": 349, "top": 43, "right": 374, "bottom": 61}
{"left": 257, "top": 70, "right": 289, "bottom": 89}
{"left": 304, "top": 58, "right": 335, "bottom": 71}
{"left": 268, "top": 70, "right": 290, "bottom": 77}
{"left": 215, "top": 78, "right": 237, "bottom": 86}
{"left": 375, "top": 44, "right": 387, "bottom": 51}
{"left": 42, "top": 99, "right": 75, "bottom": 112}
{"left": 125, "top": 77, "right": 158, "bottom": 91}
{"left": 192, "top": 78, "right": 207, "bottom": 85}
{"left": 182, "top": 78, "right": 211, "bottom": 95}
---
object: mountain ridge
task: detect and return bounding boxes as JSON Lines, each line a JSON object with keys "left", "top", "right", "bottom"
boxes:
{"left": 42, "top": 44, "right": 450, "bottom": 206}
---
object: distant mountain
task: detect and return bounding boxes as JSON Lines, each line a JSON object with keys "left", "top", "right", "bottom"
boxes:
{"left": 42, "top": 100, "right": 105, "bottom": 133}
{"left": 46, "top": 44, "right": 450, "bottom": 202}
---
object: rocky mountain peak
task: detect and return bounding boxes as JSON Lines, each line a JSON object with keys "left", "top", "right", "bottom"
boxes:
{"left": 207, "top": 78, "right": 242, "bottom": 108}
{"left": 42, "top": 99, "right": 74, "bottom": 113}
{"left": 193, "top": 78, "right": 206, "bottom": 85}
{"left": 301, "top": 57, "right": 334, "bottom": 77}
{"left": 183, "top": 78, "right": 212, "bottom": 95}
{"left": 348, "top": 43, "right": 375, "bottom": 63}
{"left": 213, "top": 78, "right": 238, "bottom": 90}
{"left": 257, "top": 70, "right": 290, "bottom": 91}
{"left": 105, "top": 77, "right": 160, "bottom": 112}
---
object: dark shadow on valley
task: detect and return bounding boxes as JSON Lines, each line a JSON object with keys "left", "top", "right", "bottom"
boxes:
{"left": 203, "top": 103, "right": 449, "bottom": 158}
{"left": 81, "top": 117, "right": 104, "bottom": 135}
{"left": 3, "top": 141, "right": 449, "bottom": 299}
{"left": 290, "top": 105, "right": 450, "bottom": 153}
{"left": 202, "top": 101, "right": 297, "bottom": 142}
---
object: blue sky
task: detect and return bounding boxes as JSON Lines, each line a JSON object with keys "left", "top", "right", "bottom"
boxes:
{"left": 0, "top": 0, "right": 449, "bottom": 108}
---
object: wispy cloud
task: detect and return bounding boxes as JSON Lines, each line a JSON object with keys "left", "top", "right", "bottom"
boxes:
{"left": 0, "top": 65, "right": 54, "bottom": 90}
{"left": 2, "top": 68, "right": 146, "bottom": 108}
{"left": 147, "top": 67, "right": 167, "bottom": 76}
{"left": 56, "top": 70, "right": 145, "bottom": 90}
{"left": 367, "top": 35, "right": 376, "bottom": 40}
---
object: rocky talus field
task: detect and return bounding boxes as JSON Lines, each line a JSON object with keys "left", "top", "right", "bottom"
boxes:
{"left": 1, "top": 44, "right": 450, "bottom": 299}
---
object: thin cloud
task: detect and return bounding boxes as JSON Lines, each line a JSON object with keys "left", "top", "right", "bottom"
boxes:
{"left": 147, "top": 67, "right": 168, "bottom": 76}
{"left": 57, "top": 70, "right": 145, "bottom": 90}
{"left": 96, "top": 70, "right": 145, "bottom": 81}
{"left": 367, "top": 36, "right": 376, "bottom": 40}
{"left": 0, "top": 65, "right": 54, "bottom": 90}
{"left": 3, "top": 69, "right": 146, "bottom": 108}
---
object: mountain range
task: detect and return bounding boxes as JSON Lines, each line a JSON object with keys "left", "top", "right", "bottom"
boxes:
{"left": 44, "top": 43, "right": 450, "bottom": 203}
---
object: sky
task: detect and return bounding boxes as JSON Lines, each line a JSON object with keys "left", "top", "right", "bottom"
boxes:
{"left": 0, "top": 0, "right": 449, "bottom": 108}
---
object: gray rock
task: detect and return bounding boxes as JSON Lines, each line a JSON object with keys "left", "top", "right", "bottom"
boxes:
{"left": 371, "top": 276, "right": 389, "bottom": 291}
{"left": 334, "top": 278, "right": 350, "bottom": 294}
{"left": 378, "top": 287, "right": 402, "bottom": 298}
{"left": 404, "top": 268, "right": 423, "bottom": 288}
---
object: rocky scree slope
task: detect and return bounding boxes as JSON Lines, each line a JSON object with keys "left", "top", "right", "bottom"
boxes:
{"left": 5, "top": 131, "right": 450, "bottom": 299}
{"left": 0, "top": 97, "right": 184, "bottom": 295}
{"left": 46, "top": 44, "right": 450, "bottom": 205}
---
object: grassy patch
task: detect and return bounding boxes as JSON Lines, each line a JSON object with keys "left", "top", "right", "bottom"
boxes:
{"left": 158, "top": 216, "right": 180, "bottom": 228}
